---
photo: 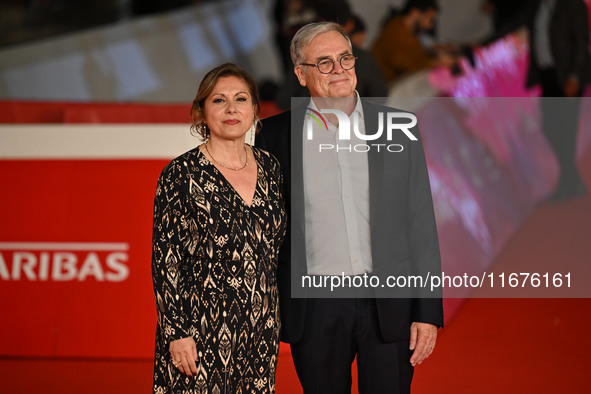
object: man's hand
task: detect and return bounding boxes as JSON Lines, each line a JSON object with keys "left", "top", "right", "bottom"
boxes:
{"left": 169, "top": 336, "right": 198, "bottom": 376}
{"left": 409, "top": 322, "right": 437, "bottom": 366}
{"left": 434, "top": 52, "right": 456, "bottom": 68}
{"left": 564, "top": 77, "right": 580, "bottom": 97}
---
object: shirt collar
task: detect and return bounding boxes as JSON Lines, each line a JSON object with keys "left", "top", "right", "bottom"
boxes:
{"left": 308, "top": 90, "right": 364, "bottom": 121}
{"left": 352, "top": 90, "right": 364, "bottom": 121}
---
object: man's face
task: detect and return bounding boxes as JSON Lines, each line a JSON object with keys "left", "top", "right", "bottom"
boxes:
{"left": 294, "top": 30, "right": 357, "bottom": 98}
{"left": 417, "top": 8, "right": 437, "bottom": 32}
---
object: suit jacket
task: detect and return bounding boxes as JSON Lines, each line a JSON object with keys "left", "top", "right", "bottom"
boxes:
{"left": 257, "top": 100, "right": 443, "bottom": 343}
{"left": 526, "top": 0, "right": 591, "bottom": 89}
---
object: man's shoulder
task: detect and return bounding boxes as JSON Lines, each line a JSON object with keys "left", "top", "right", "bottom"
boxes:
{"left": 262, "top": 109, "right": 292, "bottom": 126}
{"left": 252, "top": 145, "right": 281, "bottom": 169}
{"left": 261, "top": 103, "right": 309, "bottom": 129}
{"left": 157, "top": 146, "right": 200, "bottom": 184}
{"left": 361, "top": 100, "right": 415, "bottom": 115}
{"left": 258, "top": 108, "right": 298, "bottom": 151}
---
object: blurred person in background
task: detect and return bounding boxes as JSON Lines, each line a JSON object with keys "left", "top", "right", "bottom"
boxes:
{"left": 526, "top": 0, "right": 590, "bottom": 201}
{"left": 482, "top": 0, "right": 523, "bottom": 33}
{"left": 480, "top": 0, "right": 535, "bottom": 45}
{"left": 132, "top": 0, "right": 192, "bottom": 16}
{"left": 349, "top": 13, "right": 368, "bottom": 48}
{"left": 371, "top": 0, "right": 456, "bottom": 84}
{"left": 273, "top": 0, "right": 319, "bottom": 74}
{"left": 151, "top": 63, "right": 286, "bottom": 393}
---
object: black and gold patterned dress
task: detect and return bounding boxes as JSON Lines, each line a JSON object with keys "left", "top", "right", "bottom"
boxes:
{"left": 151, "top": 145, "right": 286, "bottom": 394}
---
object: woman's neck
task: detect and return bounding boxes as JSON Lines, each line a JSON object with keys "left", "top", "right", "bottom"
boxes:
{"left": 205, "top": 137, "right": 248, "bottom": 170}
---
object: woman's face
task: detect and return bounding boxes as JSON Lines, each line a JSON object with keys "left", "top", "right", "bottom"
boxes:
{"left": 203, "top": 76, "right": 255, "bottom": 141}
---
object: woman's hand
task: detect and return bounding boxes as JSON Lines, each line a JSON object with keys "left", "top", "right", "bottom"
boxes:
{"left": 169, "top": 336, "right": 198, "bottom": 376}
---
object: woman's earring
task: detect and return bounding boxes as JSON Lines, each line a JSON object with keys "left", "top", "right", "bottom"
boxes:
{"left": 198, "top": 122, "right": 209, "bottom": 140}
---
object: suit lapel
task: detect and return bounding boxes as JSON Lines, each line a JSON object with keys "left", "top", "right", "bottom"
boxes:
{"left": 362, "top": 101, "right": 384, "bottom": 233}
{"left": 290, "top": 103, "right": 308, "bottom": 274}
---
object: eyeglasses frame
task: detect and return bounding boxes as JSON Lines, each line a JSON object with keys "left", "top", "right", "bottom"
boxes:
{"left": 298, "top": 54, "right": 358, "bottom": 74}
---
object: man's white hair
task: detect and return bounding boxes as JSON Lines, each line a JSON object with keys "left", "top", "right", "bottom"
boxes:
{"left": 290, "top": 22, "right": 352, "bottom": 66}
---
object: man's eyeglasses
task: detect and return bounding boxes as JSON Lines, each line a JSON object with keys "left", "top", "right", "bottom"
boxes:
{"left": 299, "top": 54, "right": 357, "bottom": 74}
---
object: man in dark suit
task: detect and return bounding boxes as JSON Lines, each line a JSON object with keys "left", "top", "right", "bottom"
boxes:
{"left": 526, "top": 0, "right": 590, "bottom": 201}
{"left": 257, "top": 22, "right": 443, "bottom": 393}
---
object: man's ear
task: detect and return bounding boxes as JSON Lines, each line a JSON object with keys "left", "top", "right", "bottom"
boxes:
{"left": 294, "top": 65, "right": 307, "bottom": 87}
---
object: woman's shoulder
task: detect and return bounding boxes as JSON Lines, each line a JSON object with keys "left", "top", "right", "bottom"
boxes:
{"left": 159, "top": 146, "right": 202, "bottom": 179}
{"left": 252, "top": 145, "right": 282, "bottom": 171}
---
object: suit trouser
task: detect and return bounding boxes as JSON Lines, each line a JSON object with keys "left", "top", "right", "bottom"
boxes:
{"left": 539, "top": 68, "right": 584, "bottom": 195}
{"left": 290, "top": 298, "right": 413, "bottom": 394}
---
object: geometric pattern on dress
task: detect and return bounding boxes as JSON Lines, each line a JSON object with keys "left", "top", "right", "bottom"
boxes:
{"left": 152, "top": 146, "right": 286, "bottom": 393}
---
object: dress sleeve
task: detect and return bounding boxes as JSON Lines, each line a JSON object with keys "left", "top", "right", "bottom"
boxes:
{"left": 151, "top": 159, "right": 193, "bottom": 344}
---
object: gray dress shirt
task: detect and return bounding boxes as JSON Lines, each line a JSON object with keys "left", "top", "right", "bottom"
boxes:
{"left": 302, "top": 94, "right": 373, "bottom": 276}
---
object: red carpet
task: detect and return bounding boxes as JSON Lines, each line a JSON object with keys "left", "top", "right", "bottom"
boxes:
{"left": 414, "top": 149, "right": 591, "bottom": 394}
{"left": 2, "top": 152, "right": 590, "bottom": 393}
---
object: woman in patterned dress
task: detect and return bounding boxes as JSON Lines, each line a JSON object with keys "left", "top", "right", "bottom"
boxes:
{"left": 151, "top": 63, "right": 286, "bottom": 393}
